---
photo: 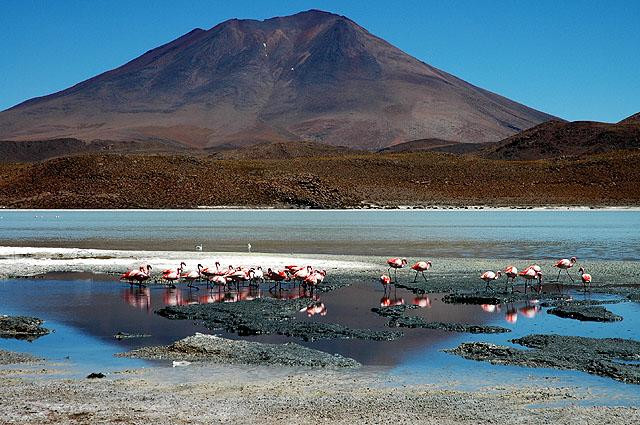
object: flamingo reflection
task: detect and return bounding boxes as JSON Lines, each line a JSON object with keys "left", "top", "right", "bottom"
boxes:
{"left": 122, "top": 287, "right": 151, "bottom": 311}
{"left": 413, "top": 295, "right": 431, "bottom": 308}
{"left": 505, "top": 306, "right": 518, "bottom": 324}
{"left": 519, "top": 304, "right": 541, "bottom": 319}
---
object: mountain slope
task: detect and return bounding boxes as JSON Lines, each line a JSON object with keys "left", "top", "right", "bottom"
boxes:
{"left": 0, "top": 10, "right": 555, "bottom": 150}
{"left": 483, "top": 112, "right": 640, "bottom": 160}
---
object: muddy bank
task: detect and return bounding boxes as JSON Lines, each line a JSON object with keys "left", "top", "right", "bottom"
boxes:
{"left": 0, "top": 315, "right": 50, "bottom": 341}
{"left": 0, "top": 349, "right": 41, "bottom": 365}
{"left": 371, "top": 305, "right": 511, "bottom": 334}
{"left": 539, "top": 298, "right": 627, "bottom": 308}
{"left": 118, "top": 333, "right": 359, "bottom": 368}
{"left": 548, "top": 305, "right": 623, "bottom": 322}
{"left": 156, "top": 298, "right": 401, "bottom": 341}
{"left": 448, "top": 334, "right": 640, "bottom": 384}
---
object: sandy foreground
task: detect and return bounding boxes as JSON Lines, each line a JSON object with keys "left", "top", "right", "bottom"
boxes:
{"left": 1, "top": 362, "right": 639, "bottom": 425}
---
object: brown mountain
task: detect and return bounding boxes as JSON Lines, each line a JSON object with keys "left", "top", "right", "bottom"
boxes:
{"left": 0, "top": 10, "right": 554, "bottom": 152}
{"left": 483, "top": 113, "right": 640, "bottom": 160}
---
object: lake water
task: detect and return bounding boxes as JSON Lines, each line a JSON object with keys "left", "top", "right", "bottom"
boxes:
{"left": 1, "top": 209, "right": 639, "bottom": 259}
{"left": 1, "top": 209, "right": 640, "bottom": 404}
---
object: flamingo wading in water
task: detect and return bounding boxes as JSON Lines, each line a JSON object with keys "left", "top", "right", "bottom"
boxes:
{"left": 553, "top": 256, "right": 577, "bottom": 283}
{"left": 387, "top": 258, "right": 407, "bottom": 282}
{"left": 480, "top": 270, "right": 501, "bottom": 291}
{"left": 578, "top": 267, "right": 592, "bottom": 291}
{"left": 503, "top": 266, "right": 518, "bottom": 293}
{"left": 411, "top": 261, "right": 432, "bottom": 282}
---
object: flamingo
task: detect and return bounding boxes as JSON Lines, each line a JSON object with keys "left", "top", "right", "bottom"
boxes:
{"left": 291, "top": 265, "right": 313, "bottom": 284}
{"left": 387, "top": 258, "right": 407, "bottom": 281}
{"left": 578, "top": 267, "right": 592, "bottom": 291}
{"left": 267, "top": 268, "right": 290, "bottom": 291}
{"left": 163, "top": 262, "right": 186, "bottom": 286}
{"left": 380, "top": 275, "right": 391, "bottom": 286}
{"left": 120, "top": 269, "right": 138, "bottom": 285}
{"left": 480, "top": 270, "right": 501, "bottom": 291}
{"left": 249, "top": 267, "right": 265, "bottom": 286}
{"left": 519, "top": 268, "right": 542, "bottom": 294}
{"left": 553, "top": 256, "right": 577, "bottom": 283}
{"left": 411, "top": 261, "right": 432, "bottom": 282}
{"left": 132, "top": 265, "right": 152, "bottom": 287}
{"left": 181, "top": 264, "right": 203, "bottom": 289}
{"left": 503, "top": 266, "right": 518, "bottom": 293}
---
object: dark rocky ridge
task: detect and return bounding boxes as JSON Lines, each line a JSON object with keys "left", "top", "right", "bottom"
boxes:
{"left": 0, "top": 10, "right": 554, "bottom": 150}
{"left": 448, "top": 334, "right": 640, "bottom": 384}
{"left": 547, "top": 305, "right": 623, "bottom": 322}
{"left": 483, "top": 114, "right": 640, "bottom": 160}
{"left": 155, "top": 298, "right": 401, "bottom": 341}
{"left": 118, "top": 333, "right": 360, "bottom": 368}
{"left": 0, "top": 315, "right": 51, "bottom": 341}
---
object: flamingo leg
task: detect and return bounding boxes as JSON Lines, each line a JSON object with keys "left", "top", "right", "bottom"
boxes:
{"left": 413, "top": 271, "right": 418, "bottom": 283}
{"left": 421, "top": 271, "right": 428, "bottom": 283}
{"left": 556, "top": 269, "right": 562, "bottom": 283}
{"left": 566, "top": 269, "right": 575, "bottom": 282}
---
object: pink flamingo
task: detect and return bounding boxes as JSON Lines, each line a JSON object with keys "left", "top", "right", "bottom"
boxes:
{"left": 554, "top": 257, "right": 577, "bottom": 283}
{"left": 387, "top": 258, "right": 407, "bottom": 281}
{"left": 162, "top": 262, "right": 185, "bottom": 286}
{"left": 181, "top": 264, "right": 203, "bottom": 290}
{"left": 132, "top": 265, "right": 152, "bottom": 287}
{"left": 519, "top": 268, "right": 542, "bottom": 293}
{"left": 291, "top": 265, "right": 312, "bottom": 284}
{"left": 503, "top": 266, "right": 518, "bottom": 292}
{"left": 411, "top": 261, "right": 432, "bottom": 282}
{"left": 480, "top": 270, "right": 501, "bottom": 291}
{"left": 380, "top": 275, "right": 391, "bottom": 286}
{"left": 578, "top": 267, "right": 592, "bottom": 291}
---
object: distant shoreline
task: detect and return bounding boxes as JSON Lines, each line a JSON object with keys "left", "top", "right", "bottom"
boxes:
{"left": 2, "top": 206, "right": 640, "bottom": 212}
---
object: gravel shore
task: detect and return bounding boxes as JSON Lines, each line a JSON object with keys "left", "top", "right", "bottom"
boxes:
{"left": 1, "top": 363, "right": 639, "bottom": 424}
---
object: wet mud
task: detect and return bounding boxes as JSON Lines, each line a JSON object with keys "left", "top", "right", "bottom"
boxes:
{"left": 118, "top": 333, "right": 360, "bottom": 368}
{"left": 371, "top": 305, "right": 511, "bottom": 334}
{"left": 547, "top": 305, "right": 623, "bottom": 322}
{"left": 0, "top": 315, "right": 51, "bottom": 341}
{"left": 156, "top": 298, "right": 402, "bottom": 342}
{"left": 448, "top": 334, "right": 640, "bottom": 384}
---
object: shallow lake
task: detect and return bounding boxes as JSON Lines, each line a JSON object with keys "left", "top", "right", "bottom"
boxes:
{"left": 1, "top": 209, "right": 640, "bottom": 405}
{"left": 0, "top": 209, "right": 639, "bottom": 259}
{"left": 1, "top": 274, "right": 640, "bottom": 404}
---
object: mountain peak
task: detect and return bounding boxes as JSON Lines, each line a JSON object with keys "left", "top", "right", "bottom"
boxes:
{"left": 0, "top": 10, "right": 555, "bottom": 150}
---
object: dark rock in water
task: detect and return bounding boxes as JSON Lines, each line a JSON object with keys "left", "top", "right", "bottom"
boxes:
{"left": 547, "top": 305, "right": 623, "bottom": 322}
{"left": 156, "top": 298, "right": 401, "bottom": 342}
{"left": 0, "top": 348, "right": 41, "bottom": 365}
{"left": 87, "top": 372, "right": 106, "bottom": 379}
{"left": 114, "top": 331, "right": 152, "bottom": 340}
{"left": 447, "top": 334, "right": 640, "bottom": 384}
{"left": 0, "top": 315, "right": 50, "bottom": 341}
{"left": 118, "top": 333, "right": 360, "bottom": 368}
{"left": 371, "top": 305, "right": 510, "bottom": 334}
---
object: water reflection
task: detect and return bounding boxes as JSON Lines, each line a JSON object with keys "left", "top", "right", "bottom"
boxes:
{"left": 479, "top": 301, "right": 541, "bottom": 324}
{"left": 122, "top": 287, "right": 151, "bottom": 311}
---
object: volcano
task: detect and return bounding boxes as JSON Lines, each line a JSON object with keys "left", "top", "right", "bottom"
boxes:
{"left": 0, "top": 9, "right": 555, "bottom": 151}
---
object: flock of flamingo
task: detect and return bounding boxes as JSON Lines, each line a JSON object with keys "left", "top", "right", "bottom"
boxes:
{"left": 381, "top": 255, "right": 592, "bottom": 293}
{"left": 120, "top": 261, "right": 327, "bottom": 292}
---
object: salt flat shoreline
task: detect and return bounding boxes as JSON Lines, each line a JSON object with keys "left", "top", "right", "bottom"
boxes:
{"left": 1, "top": 360, "right": 639, "bottom": 424}
{"left": 2, "top": 206, "right": 640, "bottom": 212}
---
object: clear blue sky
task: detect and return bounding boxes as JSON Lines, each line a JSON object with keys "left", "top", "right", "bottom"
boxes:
{"left": 1, "top": 0, "right": 638, "bottom": 122}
